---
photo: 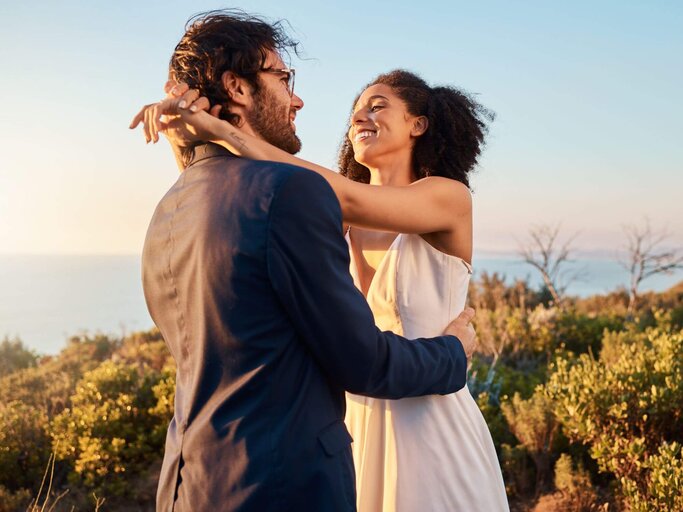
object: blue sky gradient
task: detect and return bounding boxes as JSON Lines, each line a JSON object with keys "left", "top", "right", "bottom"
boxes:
{"left": 1, "top": 0, "right": 681, "bottom": 255}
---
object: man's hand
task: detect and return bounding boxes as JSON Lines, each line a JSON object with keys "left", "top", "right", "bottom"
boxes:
{"left": 443, "top": 307, "right": 477, "bottom": 359}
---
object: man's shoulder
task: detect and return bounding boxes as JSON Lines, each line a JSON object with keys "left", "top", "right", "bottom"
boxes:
{"left": 269, "top": 164, "right": 338, "bottom": 208}
{"left": 183, "top": 151, "right": 338, "bottom": 215}
{"left": 191, "top": 153, "right": 323, "bottom": 187}
{"left": 246, "top": 159, "right": 329, "bottom": 184}
{"left": 223, "top": 159, "right": 336, "bottom": 208}
{"left": 267, "top": 165, "right": 342, "bottom": 239}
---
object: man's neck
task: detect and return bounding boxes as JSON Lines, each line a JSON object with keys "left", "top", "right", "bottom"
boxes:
{"left": 174, "top": 116, "right": 262, "bottom": 173}
{"left": 237, "top": 119, "right": 259, "bottom": 139}
{"left": 171, "top": 143, "right": 187, "bottom": 173}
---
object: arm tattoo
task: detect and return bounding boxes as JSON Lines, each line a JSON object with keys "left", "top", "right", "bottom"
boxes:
{"left": 227, "top": 130, "right": 248, "bottom": 153}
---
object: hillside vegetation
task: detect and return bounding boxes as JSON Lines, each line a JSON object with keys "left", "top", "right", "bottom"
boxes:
{"left": 1, "top": 279, "right": 681, "bottom": 511}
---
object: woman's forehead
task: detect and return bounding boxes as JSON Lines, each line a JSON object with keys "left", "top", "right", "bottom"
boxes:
{"left": 355, "top": 83, "right": 396, "bottom": 106}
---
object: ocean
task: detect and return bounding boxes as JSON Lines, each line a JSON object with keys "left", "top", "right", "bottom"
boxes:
{"left": 1, "top": 254, "right": 681, "bottom": 355}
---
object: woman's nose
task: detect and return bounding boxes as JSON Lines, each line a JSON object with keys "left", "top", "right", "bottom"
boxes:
{"left": 351, "top": 108, "right": 367, "bottom": 124}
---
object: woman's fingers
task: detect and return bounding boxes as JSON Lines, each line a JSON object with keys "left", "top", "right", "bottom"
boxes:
{"left": 169, "top": 82, "right": 189, "bottom": 98}
{"left": 131, "top": 87, "right": 216, "bottom": 145}
{"left": 132, "top": 99, "right": 181, "bottom": 143}
{"left": 178, "top": 89, "right": 200, "bottom": 109}
{"left": 129, "top": 104, "right": 152, "bottom": 129}
{"left": 187, "top": 96, "right": 210, "bottom": 113}
{"left": 164, "top": 79, "right": 178, "bottom": 95}
{"left": 149, "top": 98, "right": 182, "bottom": 142}
{"left": 151, "top": 104, "right": 163, "bottom": 143}
{"left": 143, "top": 105, "right": 153, "bottom": 143}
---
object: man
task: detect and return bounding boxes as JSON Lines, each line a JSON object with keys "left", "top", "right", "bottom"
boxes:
{"left": 133, "top": 10, "right": 476, "bottom": 512}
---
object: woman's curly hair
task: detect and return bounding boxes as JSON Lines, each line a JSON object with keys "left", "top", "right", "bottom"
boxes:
{"left": 338, "top": 70, "right": 494, "bottom": 188}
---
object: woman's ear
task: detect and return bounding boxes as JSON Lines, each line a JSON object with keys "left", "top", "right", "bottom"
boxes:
{"left": 221, "top": 71, "right": 252, "bottom": 107}
{"left": 411, "top": 116, "right": 429, "bottom": 137}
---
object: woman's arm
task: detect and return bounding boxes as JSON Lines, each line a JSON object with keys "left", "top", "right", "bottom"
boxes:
{"left": 207, "top": 114, "right": 470, "bottom": 234}
{"left": 132, "top": 89, "right": 470, "bottom": 234}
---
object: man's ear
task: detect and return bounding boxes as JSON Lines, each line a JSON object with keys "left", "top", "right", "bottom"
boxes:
{"left": 221, "top": 71, "right": 252, "bottom": 108}
{"left": 411, "top": 116, "right": 429, "bottom": 137}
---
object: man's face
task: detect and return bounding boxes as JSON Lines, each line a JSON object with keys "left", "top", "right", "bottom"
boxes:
{"left": 245, "top": 51, "right": 304, "bottom": 154}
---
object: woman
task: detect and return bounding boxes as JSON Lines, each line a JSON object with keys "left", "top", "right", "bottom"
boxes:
{"left": 140, "top": 69, "right": 508, "bottom": 511}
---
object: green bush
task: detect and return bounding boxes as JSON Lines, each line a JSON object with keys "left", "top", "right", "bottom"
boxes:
{"left": 51, "top": 360, "right": 172, "bottom": 496}
{"left": 501, "top": 389, "right": 560, "bottom": 495}
{"left": 0, "top": 337, "right": 38, "bottom": 378}
{"left": 0, "top": 401, "right": 51, "bottom": 492}
{"left": 471, "top": 304, "right": 526, "bottom": 359}
{"left": 545, "top": 315, "right": 683, "bottom": 506}
{"left": 0, "top": 485, "right": 32, "bottom": 512}
{"left": 499, "top": 443, "right": 535, "bottom": 498}
{"left": 553, "top": 453, "right": 598, "bottom": 511}
{"left": 474, "top": 391, "right": 516, "bottom": 451}
{"left": 619, "top": 441, "right": 683, "bottom": 512}
{"left": 0, "top": 278, "right": 679, "bottom": 510}
{"left": 115, "top": 328, "right": 172, "bottom": 372}
{"left": 0, "top": 334, "right": 121, "bottom": 416}
{"left": 553, "top": 309, "right": 624, "bottom": 355}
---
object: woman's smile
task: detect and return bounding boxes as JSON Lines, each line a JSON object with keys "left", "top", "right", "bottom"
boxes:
{"left": 354, "top": 130, "right": 377, "bottom": 143}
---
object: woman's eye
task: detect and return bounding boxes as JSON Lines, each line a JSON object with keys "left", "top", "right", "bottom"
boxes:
{"left": 370, "top": 105, "right": 384, "bottom": 112}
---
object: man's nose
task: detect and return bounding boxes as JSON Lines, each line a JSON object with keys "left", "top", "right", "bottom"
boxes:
{"left": 291, "top": 93, "right": 304, "bottom": 111}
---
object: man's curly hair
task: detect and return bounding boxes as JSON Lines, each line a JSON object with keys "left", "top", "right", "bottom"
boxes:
{"left": 168, "top": 9, "right": 299, "bottom": 163}
{"left": 338, "top": 70, "right": 494, "bottom": 188}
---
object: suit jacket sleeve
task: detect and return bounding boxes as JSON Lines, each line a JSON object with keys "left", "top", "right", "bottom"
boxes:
{"left": 266, "top": 169, "right": 468, "bottom": 399}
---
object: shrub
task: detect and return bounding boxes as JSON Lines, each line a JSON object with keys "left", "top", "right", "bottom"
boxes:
{"left": 0, "top": 401, "right": 51, "bottom": 491}
{"left": 501, "top": 389, "right": 560, "bottom": 495}
{"left": 0, "top": 337, "right": 38, "bottom": 378}
{"left": 553, "top": 453, "right": 598, "bottom": 511}
{"left": 472, "top": 304, "right": 535, "bottom": 361}
{"left": 51, "top": 361, "right": 172, "bottom": 495}
{"left": 0, "top": 334, "right": 121, "bottom": 416}
{"left": 114, "top": 328, "right": 172, "bottom": 372}
{"left": 619, "top": 441, "right": 683, "bottom": 512}
{"left": 500, "top": 443, "right": 535, "bottom": 498}
{"left": 545, "top": 316, "right": 683, "bottom": 505}
{"left": 474, "top": 391, "right": 516, "bottom": 452}
{"left": 0, "top": 485, "right": 32, "bottom": 512}
{"left": 552, "top": 310, "right": 624, "bottom": 355}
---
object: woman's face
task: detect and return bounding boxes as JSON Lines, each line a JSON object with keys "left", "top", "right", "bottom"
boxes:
{"left": 348, "top": 83, "right": 423, "bottom": 169}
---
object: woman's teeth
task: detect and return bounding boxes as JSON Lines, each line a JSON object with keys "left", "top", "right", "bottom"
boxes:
{"left": 354, "top": 130, "right": 376, "bottom": 143}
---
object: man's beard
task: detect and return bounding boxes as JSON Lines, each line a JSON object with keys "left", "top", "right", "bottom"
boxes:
{"left": 247, "top": 86, "right": 302, "bottom": 155}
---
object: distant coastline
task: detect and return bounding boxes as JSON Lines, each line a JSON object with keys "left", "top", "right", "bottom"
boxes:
{"left": 1, "top": 254, "right": 682, "bottom": 355}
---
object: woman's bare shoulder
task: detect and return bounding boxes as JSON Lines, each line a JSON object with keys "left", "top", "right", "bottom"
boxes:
{"left": 415, "top": 176, "right": 472, "bottom": 212}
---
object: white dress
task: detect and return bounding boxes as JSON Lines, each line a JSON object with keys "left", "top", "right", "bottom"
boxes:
{"left": 345, "top": 232, "right": 509, "bottom": 512}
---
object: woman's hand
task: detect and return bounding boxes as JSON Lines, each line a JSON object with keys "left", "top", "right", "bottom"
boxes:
{"left": 131, "top": 80, "right": 268, "bottom": 161}
{"left": 129, "top": 82, "right": 223, "bottom": 146}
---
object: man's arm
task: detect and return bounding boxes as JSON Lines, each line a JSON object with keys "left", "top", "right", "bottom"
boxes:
{"left": 267, "top": 168, "right": 469, "bottom": 399}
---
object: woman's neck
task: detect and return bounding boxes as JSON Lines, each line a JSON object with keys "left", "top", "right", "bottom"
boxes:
{"left": 367, "top": 159, "right": 415, "bottom": 187}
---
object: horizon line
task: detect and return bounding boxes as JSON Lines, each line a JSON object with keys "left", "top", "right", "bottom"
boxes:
{"left": 0, "top": 249, "right": 659, "bottom": 261}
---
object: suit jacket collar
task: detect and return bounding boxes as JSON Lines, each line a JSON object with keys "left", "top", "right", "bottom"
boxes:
{"left": 187, "top": 143, "right": 236, "bottom": 168}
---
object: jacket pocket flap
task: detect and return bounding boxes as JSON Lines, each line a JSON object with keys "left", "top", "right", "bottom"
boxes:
{"left": 318, "top": 420, "right": 353, "bottom": 456}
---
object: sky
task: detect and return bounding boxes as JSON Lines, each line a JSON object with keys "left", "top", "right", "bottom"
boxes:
{"left": 0, "top": 0, "right": 681, "bottom": 257}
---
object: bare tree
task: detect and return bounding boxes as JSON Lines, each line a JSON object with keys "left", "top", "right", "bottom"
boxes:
{"left": 518, "top": 224, "right": 581, "bottom": 307}
{"left": 619, "top": 219, "right": 683, "bottom": 315}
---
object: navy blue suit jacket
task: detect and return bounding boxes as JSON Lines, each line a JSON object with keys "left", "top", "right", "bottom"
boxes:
{"left": 142, "top": 143, "right": 468, "bottom": 511}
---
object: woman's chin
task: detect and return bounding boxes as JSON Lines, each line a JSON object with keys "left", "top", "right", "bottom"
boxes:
{"left": 353, "top": 152, "right": 374, "bottom": 169}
